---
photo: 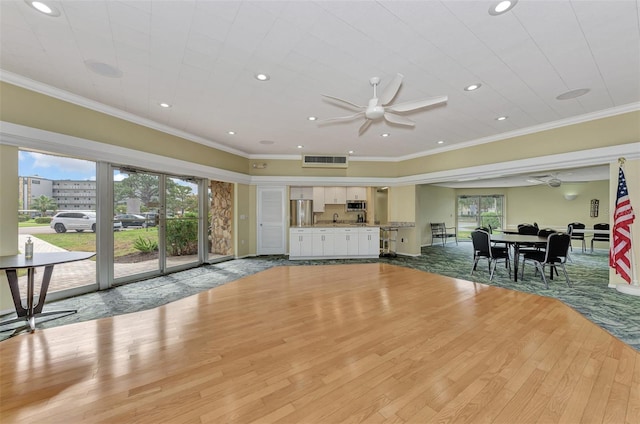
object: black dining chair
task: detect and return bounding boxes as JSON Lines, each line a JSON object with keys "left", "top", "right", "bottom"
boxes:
{"left": 521, "top": 232, "right": 572, "bottom": 289}
{"left": 567, "top": 222, "right": 586, "bottom": 252}
{"left": 591, "top": 223, "right": 610, "bottom": 252}
{"left": 470, "top": 230, "right": 511, "bottom": 280}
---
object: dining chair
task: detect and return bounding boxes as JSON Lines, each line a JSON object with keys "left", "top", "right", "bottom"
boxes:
{"left": 470, "top": 230, "right": 511, "bottom": 280}
{"left": 590, "top": 223, "right": 610, "bottom": 252}
{"left": 520, "top": 232, "right": 572, "bottom": 289}
{"left": 567, "top": 222, "right": 586, "bottom": 252}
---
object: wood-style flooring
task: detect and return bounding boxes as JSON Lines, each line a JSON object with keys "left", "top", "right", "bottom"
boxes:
{"left": 1, "top": 264, "right": 638, "bottom": 423}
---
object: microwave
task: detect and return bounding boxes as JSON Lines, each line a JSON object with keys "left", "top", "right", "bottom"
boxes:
{"left": 346, "top": 201, "right": 366, "bottom": 211}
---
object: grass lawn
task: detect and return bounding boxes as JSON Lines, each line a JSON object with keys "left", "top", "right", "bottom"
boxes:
{"left": 37, "top": 228, "right": 159, "bottom": 258}
{"left": 19, "top": 220, "right": 51, "bottom": 227}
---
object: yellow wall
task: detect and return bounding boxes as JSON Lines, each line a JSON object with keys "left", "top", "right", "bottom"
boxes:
{"left": 417, "top": 185, "right": 457, "bottom": 246}
{"left": 0, "top": 145, "right": 19, "bottom": 311}
{"left": 234, "top": 183, "right": 253, "bottom": 258}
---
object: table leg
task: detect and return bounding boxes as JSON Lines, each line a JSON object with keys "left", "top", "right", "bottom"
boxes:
{"left": 1, "top": 264, "right": 76, "bottom": 333}
{"left": 513, "top": 244, "right": 519, "bottom": 282}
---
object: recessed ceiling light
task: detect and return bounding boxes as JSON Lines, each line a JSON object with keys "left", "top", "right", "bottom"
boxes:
{"left": 85, "top": 60, "right": 123, "bottom": 78}
{"left": 437, "top": 140, "right": 445, "bottom": 144}
{"left": 227, "top": 131, "right": 235, "bottom": 135}
{"left": 496, "top": 116, "right": 508, "bottom": 121}
{"left": 159, "top": 102, "right": 171, "bottom": 108}
{"left": 464, "top": 83, "right": 482, "bottom": 91}
{"left": 259, "top": 140, "right": 274, "bottom": 145}
{"left": 381, "top": 133, "right": 390, "bottom": 137}
{"left": 489, "top": 0, "right": 518, "bottom": 16}
{"left": 297, "top": 145, "right": 304, "bottom": 149}
{"left": 307, "top": 116, "right": 317, "bottom": 121}
{"left": 25, "top": 1, "right": 61, "bottom": 16}
{"left": 348, "top": 150, "right": 354, "bottom": 154}
{"left": 556, "top": 88, "right": 591, "bottom": 100}
{"left": 255, "top": 73, "right": 270, "bottom": 81}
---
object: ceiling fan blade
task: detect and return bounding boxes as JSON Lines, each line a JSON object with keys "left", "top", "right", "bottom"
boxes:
{"left": 383, "top": 113, "right": 415, "bottom": 127}
{"left": 387, "top": 95, "right": 448, "bottom": 113}
{"left": 358, "top": 119, "right": 372, "bottom": 135}
{"left": 319, "top": 111, "right": 364, "bottom": 123}
{"left": 321, "top": 94, "right": 364, "bottom": 111}
{"left": 379, "top": 73, "right": 404, "bottom": 106}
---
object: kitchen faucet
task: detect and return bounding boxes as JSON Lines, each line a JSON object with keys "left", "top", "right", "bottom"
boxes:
{"left": 333, "top": 213, "right": 339, "bottom": 223}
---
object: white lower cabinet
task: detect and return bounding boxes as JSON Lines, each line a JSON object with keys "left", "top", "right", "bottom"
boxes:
{"left": 312, "top": 228, "right": 334, "bottom": 256}
{"left": 358, "top": 227, "right": 380, "bottom": 256}
{"left": 334, "top": 228, "right": 358, "bottom": 256}
{"left": 289, "top": 228, "right": 313, "bottom": 257}
{"left": 290, "top": 227, "right": 379, "bottom": 259}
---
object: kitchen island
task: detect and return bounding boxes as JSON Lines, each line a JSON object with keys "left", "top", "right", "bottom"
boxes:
{"left": 289, "top": 225, "right": 380, "bottom": 260}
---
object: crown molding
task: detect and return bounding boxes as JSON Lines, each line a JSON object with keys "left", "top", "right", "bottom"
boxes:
{"left": 0, "top": 70, "right": 250, "bottom": 159}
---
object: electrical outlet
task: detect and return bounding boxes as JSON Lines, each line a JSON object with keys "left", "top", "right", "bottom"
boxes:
{"left": 241, "top": 240, "right": 245, "bottom": 245}
{"left": 401, "top": 238, "right": 404, "bottom": 242}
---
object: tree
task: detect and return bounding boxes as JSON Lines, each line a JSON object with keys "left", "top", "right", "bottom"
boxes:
{"left": 168, "top": 184, "right": 194, "bottom": 216}
{"left": 31, "top": 195, "right": 57, "bottom": 216}
{"left": 115, "top": 173, "right": 159, "bottom": 205}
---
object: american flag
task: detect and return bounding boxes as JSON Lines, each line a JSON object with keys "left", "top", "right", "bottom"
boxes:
{"left": 610, "top": 166, "right": 636, "bottom": 283}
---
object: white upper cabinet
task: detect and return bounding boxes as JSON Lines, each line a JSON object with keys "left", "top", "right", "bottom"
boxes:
{"left": 324, "top": 186, "right": 347, "bottom": 204}
{"left": 346, "top": 187, "right": 366, "bottom": 201}
{"left": 290, "top": 186, "right": 313, "bottom": 200}
{"left": 313, "top": 187, "right": 325, "bottom": 212}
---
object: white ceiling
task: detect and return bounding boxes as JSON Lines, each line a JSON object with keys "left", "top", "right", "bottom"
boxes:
{"left": 1, "top": 0, "right": 639, "bottom": 184}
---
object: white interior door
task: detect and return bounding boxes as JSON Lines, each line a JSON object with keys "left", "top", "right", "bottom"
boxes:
{"left": 257, "top": 186, "right": 286, "bottom": 255}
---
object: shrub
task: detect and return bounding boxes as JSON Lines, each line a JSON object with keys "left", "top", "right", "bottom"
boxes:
{"left": 18, "top": 215, "right": 30, "bottom": 222}
{"left": 166, "top": 219, "right": 198, "bottom": 256}
{"left": 480, "top": 212, "right": 501, "bottom": 230}
{"left": 35, "top": 217, "right": 52, "bottom": 224}
{"left": 133, "top": 236, "right": 158, "bottom": 253}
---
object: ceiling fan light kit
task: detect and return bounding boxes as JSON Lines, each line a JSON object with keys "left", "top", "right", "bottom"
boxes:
{"left": 322, "top": 73, "right": 448, "bottom": 135}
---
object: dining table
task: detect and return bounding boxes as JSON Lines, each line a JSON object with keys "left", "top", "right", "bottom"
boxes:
{"left": 490, "top": 233, "right": 548, "bottom": 282}
{"left": 0, "top": 251, "right": 96, "bottom": 333}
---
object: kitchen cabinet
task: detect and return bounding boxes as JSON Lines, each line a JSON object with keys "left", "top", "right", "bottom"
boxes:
{"left": 358, "top": 227, "right": 380, "bottom": 256}
{"left": 289, "top": 226, "right": 380, "bottom": 259}
{"left": 346, "top": 187, "right": 366, "bottom": 201}
{"left": 333, "top": 228, "right": 358, "bottom": 256}
{"left": 312, "top": 228, "right": 334, "bottom": 256}
{"left": 324, "top": 186, "right": 347, "bottom": 204}
{"left": 290, "top": 187, "right": 313, "bottom": 200}
{"left": 289, "top": 228, "right": 313, "bottom": 257}
{"left": 312, "top": 187, "right": 325, "bottom": 212}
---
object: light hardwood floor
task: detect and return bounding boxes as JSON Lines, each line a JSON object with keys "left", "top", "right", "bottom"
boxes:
{"left": 1, "top": 264, "right": 638, "bottom": 423}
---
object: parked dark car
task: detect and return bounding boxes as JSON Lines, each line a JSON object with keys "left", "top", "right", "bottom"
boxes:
{"left": 142, "top": 212, "right": 158, "bottom": 227}
{"left": 114, "top": 213, "right": 146, "bottom": 228}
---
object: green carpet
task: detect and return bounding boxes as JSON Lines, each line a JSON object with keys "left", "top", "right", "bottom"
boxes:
{"left": 2, "top": 242, "right": 638, "bottom": 351}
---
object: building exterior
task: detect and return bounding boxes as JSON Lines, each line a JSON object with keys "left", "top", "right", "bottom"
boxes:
{"left": 18, "top": 176, "right": 96, "bottom": 212}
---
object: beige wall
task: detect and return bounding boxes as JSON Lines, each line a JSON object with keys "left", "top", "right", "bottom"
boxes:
{"left": 0, "top": 145, "right": 19, "bottom": 311}
{"left": 417, "top": 185, "right": 457, "bottom": 246}
{"left": 234, "top": 183, "right": 254, "bottom": 258}
{"left": 503, "top": 181, "right": 609, "bottom": 229}
{"left": 387, "top": 185, "right": 420, "bottom": 255}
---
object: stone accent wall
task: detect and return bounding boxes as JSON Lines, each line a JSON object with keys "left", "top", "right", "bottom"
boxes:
{"left": 210, "top": 181, "right": 233, "bottom": 255}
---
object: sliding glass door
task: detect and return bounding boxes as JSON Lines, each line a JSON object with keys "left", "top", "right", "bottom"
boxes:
{"left": 165, "top": 176, "right": 200, "bottom": 270}
{"left": 457, "top": 195, "right": 505, "bottom": 239}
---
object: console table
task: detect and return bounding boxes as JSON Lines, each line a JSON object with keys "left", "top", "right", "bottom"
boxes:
{"left": 0, "top": 251, "right": 95, "bottom": 333}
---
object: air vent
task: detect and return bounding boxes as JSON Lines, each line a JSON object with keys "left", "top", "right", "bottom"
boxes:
{"left": 302, "top": 155, "right": 348, "bottom": 168}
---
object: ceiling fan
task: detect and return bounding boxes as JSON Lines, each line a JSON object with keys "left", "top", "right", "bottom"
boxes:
{"left": 530, "top": 173, "right": 579, "bottom": 188}
{"left": 321, "top": 73, "right": 448, "bottom": 135}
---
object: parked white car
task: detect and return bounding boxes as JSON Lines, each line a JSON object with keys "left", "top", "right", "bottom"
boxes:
{"left": 50, "top": 211, "right": 122, "bottom": 233}
{"left": 50, "top": 211, "right": 96, "bottom": 233}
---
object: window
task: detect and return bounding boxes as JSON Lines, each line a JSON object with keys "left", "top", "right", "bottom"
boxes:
{"left": 457, "top": 195, "right": 504, "bottom": 239}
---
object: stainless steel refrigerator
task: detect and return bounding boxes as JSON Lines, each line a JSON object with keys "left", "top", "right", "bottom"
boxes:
{"left": 290, "top": 199, "right": 313, "bottom": 226}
